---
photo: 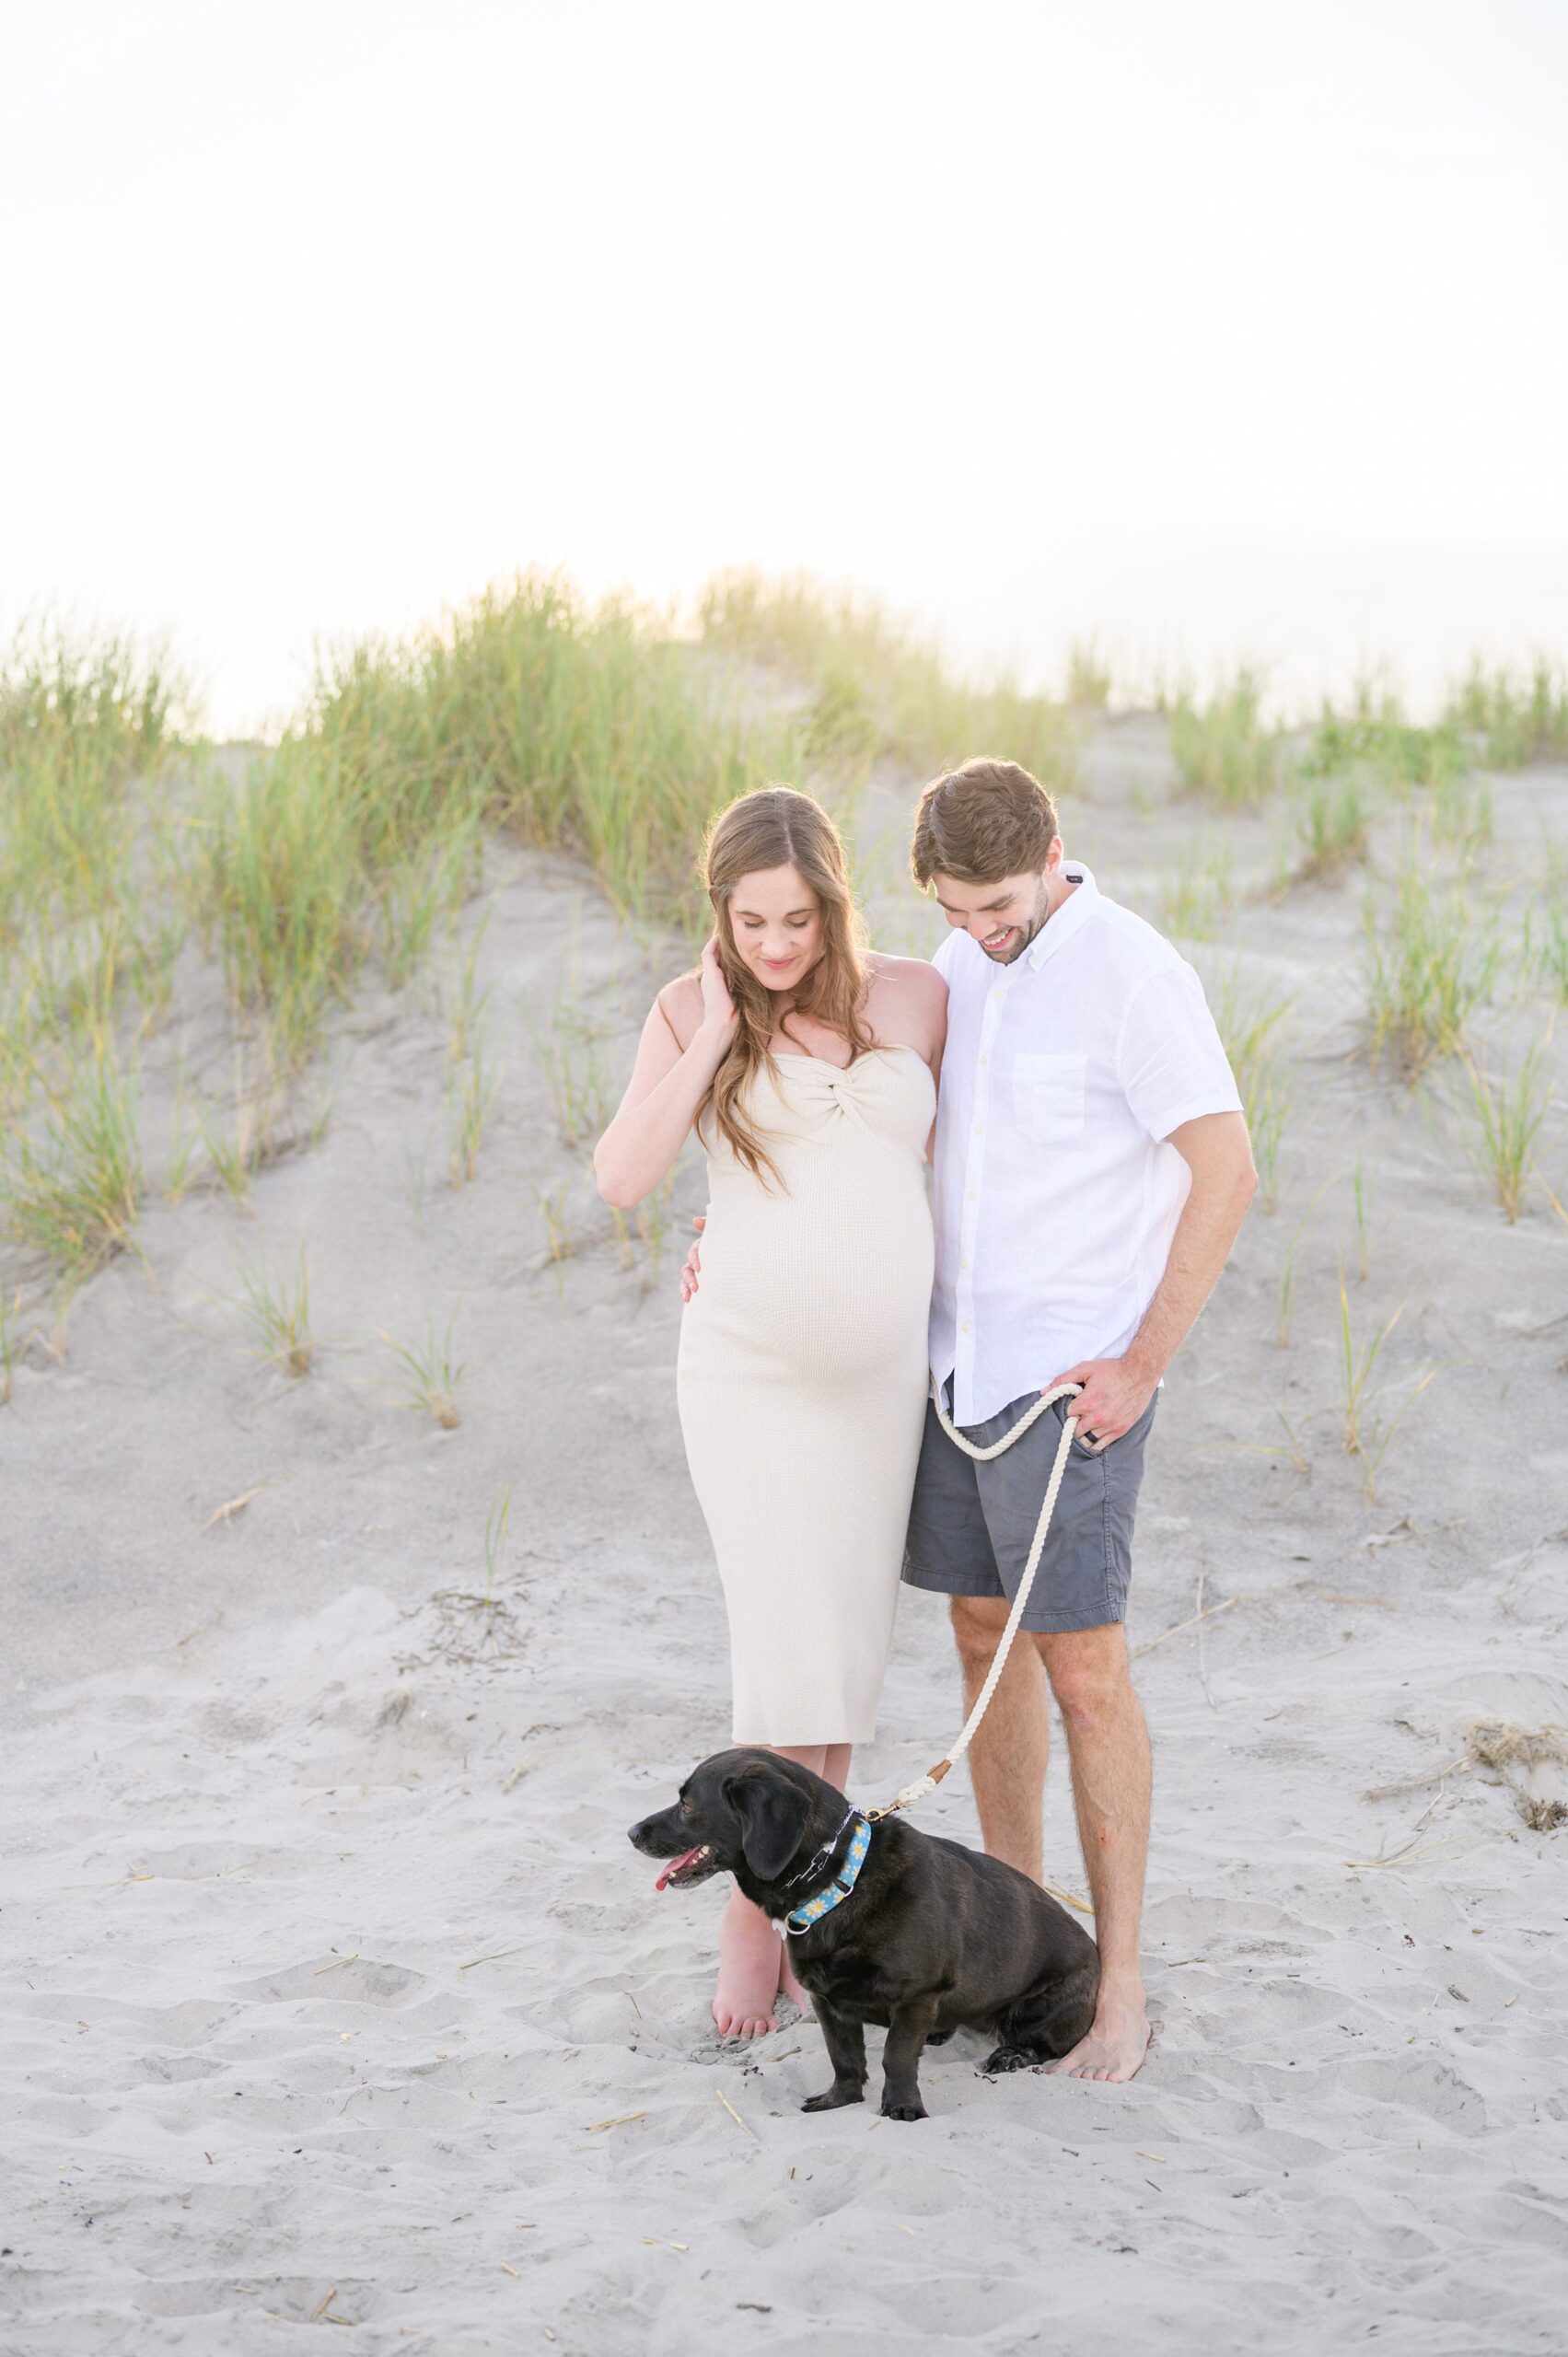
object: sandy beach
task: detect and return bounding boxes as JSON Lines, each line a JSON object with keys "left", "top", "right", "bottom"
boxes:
{"left": 4, "top": 721, "right": 1566, "bottom": 2356}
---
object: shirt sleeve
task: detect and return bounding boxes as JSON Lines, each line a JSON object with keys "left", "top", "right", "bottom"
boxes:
{"left": 1116, "top": 962, "right": 1243, "bottom": 1142}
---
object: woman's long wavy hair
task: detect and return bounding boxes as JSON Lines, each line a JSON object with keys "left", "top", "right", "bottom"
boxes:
{"left": 700, "top": 786, "right": 874, "bottom": 1185}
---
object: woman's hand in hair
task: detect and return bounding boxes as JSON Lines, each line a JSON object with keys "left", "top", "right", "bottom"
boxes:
{"left": 698, "top": 936, "right": 739, "bottom": 1047}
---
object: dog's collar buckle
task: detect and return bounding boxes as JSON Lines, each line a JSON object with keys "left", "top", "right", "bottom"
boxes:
{"left": 775, "top": 1815, "right": 872, "bottom": 1938}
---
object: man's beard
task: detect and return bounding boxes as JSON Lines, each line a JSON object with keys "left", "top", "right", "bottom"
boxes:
{"left": 981, "top": 878, "right": 1051, "bottom": 963}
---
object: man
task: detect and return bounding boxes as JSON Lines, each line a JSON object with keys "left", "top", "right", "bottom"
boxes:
{"left": 902, "top": 756, "right": 1256, "bottom": 2083}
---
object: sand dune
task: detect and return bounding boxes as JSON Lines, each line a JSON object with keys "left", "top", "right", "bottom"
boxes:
{"left": 3, "top": 726, "right": 1565, "bottom": 2354}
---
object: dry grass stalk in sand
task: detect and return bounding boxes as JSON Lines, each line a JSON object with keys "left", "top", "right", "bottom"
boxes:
{"left": 1131, "top": 1592, "right": 1239, "bottom": 1657}
{"left": 395, "top": 1584, "right": 526, "bottom": 1668}
{"left": 715, "top": 2088, "right": 760, "bottom": 2142}
{"left": 1335, "top": 1272, "right": 1446, "bottom": 1504}
{"left": 1343, "top": 1784, "right": 1457, "bottom": 1871}
{"left": 1465, "top": 1722, "right": 1568, "bottom": 1833}
{"left": 201, "top": 1484, "right": 263, "bottom": 1532}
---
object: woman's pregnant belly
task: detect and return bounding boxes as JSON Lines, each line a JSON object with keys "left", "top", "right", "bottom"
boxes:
{"left": 679, "top": 1165, "right": 934, "bottom": 1388}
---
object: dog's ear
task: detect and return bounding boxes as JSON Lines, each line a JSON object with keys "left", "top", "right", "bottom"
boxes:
{"left": 725, "top": 1769, "right": 811, "bottom": 1882}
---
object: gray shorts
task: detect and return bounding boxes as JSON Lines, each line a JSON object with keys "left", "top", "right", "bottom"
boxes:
{"left": 902, "top": 1383, "right": 1157, "bottom": 1632}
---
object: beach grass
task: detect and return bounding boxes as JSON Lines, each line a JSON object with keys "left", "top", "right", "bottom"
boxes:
{"left": 1300, "top": 680, "right": 1466, "bottom": 794}
{"left": 0, "top": 1047, "right": 145, "bottom": 1287}
{"left": 1204, "top": 961, "right": 1294, "bottom": 1210}
{"left": 697, "top": 569, "right": 1076, "bottom": 795}
{"left": 1065, "top": 638, "right": 1113, "bottom": 710}
{"left": 314, "top": 577, "right": 806, "bottom": 932}
{"left": 535, "top": 996, "right": 615, "bottom": 1152}
{"left": 1160, "top": 842, "right": 1234, "bottom": 940}
{"left": 1362, "top": 853, "right": 1497, "bottom": 1079}
{"left": 1444, "top": 656, "right": 1568, "bottom": 769}
{"left": 1168, "top": 669, "right": 1279, "bottom": 808}
{"left": 1290, "top": 772, "right": 1374, "bottom": 879}
{"left": 1463, "top": 1038, "right": 1555, "bottom": 1223}
{"left": 229, "top": 1246, "right": 314, "bottom": 1378}
{"left": 1336, "top": 1272, "right": 1441, "bottom": 1503}
{"left": 448, "top": 1028, "right": 500, "bottom": 1188}
{"left": 377, "top": 1314, "right": 464, "bottom": 1428}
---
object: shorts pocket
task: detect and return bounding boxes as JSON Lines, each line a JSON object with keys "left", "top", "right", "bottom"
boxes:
{"left": 1012, "top": 1051, "right": 1087, "bottom": 1143}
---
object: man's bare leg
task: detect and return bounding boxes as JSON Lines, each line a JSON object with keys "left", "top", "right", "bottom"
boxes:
{"left": 950, "top": 1596, "right": 1051, "bottom": 1880}
{"left": 714, "top": 1741, "right": 849, "bottom": 2035}
{"left": 1039, "top": 1623, "right": 1151, "bottom": 2083}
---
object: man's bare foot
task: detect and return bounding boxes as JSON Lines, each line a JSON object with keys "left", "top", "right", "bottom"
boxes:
{"left": 1048, "top": 1985, "right": 1150, "bottom": 2083}
{"left": 712, "top": 1887, "right": 782, "bottom": 2038}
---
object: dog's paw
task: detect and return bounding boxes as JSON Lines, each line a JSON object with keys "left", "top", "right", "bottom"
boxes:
{"left": 980, "top": 2045, "right": 1035, "bottom": 2076}
{"left": 801, "top": 2083, "right": 865, "bottom": 2113}
{"left": 880, "top": 2094, "right": 928, "bottom": 2121}
{"left": 924, "top": 2028, "right": 954, "bottom": 2047}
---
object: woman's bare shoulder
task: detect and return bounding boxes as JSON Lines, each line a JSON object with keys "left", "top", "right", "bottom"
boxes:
{"left": 866, "top": 949, "right": 948, "bottom": 1004}
{"left": 655, "top": 970, "right": 703, "bottom": 1049}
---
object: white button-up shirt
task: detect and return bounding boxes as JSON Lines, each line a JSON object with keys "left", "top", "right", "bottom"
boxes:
{"left": 929, "top": 864, "right": 1242, "bottom": 1426}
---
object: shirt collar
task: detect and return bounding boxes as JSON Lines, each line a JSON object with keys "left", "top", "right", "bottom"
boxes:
{"left": 1024, "top": 862, "right": 1098, "bottom": 971}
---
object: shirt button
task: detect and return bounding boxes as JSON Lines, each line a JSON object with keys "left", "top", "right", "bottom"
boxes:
{"left": 959, "top": 1257, "right": 969, "bottom": 1270}
{"left": 973, "top": 1123, "right": 982, "bottom": 1135}
{"left": 967, "top": 1190, "right": 976, "bottom": 1202}
{"left": 979, "top": 1055, "right": 987, "bottom": 1066}
{"left": 960, "top": 1321, "right": 970, "bottom": 1333}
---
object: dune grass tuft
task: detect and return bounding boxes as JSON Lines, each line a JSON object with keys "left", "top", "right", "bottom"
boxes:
{"left": 0, "top": 1048, "right": 145, "bottom": 1286}
{"left": 1300, "top": 679, "right": 1466, "bottom": 794}
{"left": 698, "top": 570, "right": 1075, "bottom": 795}
{"left": 1462, "top": 1038, "right": 1555, "bottom": 1222}
{"left": 230, "top": 1247, "right": 313, "bottom": 1378}
{"left": 378, "top": 1314, "right": 465, "bottom": 1428}
{"left": 1168, "top": 669, "right": 1278, "bottom": 808}
{"left": 1290, "top": 772, "right": 1374, "bottom": 879}
{"left": 1444, "top": 656, "right": 1568, "bottom": 770}
{"left": 1362, "top": 855, "right": 1496, "bottom": 1080}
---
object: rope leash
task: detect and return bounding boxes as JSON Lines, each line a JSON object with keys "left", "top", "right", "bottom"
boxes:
{"left": 865, "top": 1379, "right": 1084, "bottom": 1826}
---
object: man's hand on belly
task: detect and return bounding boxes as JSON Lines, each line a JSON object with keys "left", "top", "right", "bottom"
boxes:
{"left": 1045, "top": 1354, "right": 1158, "bottom": 1449}
{"left": 679, "top": 1214, "right": 705, "bottom": 1305}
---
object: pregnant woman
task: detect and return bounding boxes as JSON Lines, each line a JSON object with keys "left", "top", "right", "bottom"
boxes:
{"left": 595, "top": 785, "right": 944, "bottom": 2037}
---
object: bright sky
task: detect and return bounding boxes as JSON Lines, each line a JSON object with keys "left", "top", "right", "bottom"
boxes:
{"left": 4, "top": 0, "right": 1566, "bottom": 732}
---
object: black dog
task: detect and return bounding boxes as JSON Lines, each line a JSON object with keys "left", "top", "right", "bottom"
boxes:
{"left": 629, "top": 1747, "right": 1098, "bottom": 2120}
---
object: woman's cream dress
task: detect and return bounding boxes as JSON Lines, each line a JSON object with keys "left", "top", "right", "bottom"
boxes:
{"left": 677, "top": 1044, "right": 935, "bottom": 1746}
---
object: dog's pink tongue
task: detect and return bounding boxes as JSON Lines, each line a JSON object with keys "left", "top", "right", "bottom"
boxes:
{"left": 656, "top": 1848, "right": 701, "bottom": 1892}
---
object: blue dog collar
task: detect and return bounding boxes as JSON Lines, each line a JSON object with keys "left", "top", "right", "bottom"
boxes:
{"left": 776, "top": 1815, "right": 872, "bottom": 1938}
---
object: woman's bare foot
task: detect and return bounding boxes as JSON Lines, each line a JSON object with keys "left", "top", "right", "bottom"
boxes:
{"left": 713, "top": 1886, "right": 783, "bottom": 2038}
{"left": 779, "top": 1945, "right": 809, "bottom": 2011}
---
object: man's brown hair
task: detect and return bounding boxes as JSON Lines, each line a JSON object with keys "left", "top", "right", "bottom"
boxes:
{"left": 910, "top": 757, "right": 1061, "bottom": 888}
